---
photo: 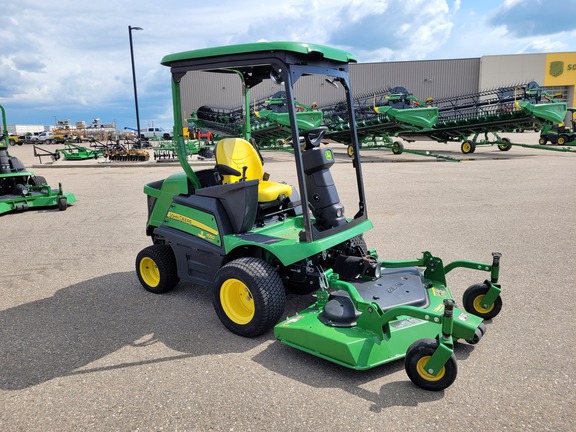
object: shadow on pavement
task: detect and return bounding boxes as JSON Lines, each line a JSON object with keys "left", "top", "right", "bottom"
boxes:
{"left": 252, "top": 335, "right": 477, "bottom": 410}
{"left": 0, "top": 271, "right": 267, "bottom": 390}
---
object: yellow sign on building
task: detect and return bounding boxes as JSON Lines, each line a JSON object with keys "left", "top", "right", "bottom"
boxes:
{"left": 544, "top": 53, "right": 576, "bottom": 86}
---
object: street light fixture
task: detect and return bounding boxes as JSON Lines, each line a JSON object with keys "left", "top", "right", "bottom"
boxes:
{"left": 128, "top": 25, "right": 143, "bottom": 147}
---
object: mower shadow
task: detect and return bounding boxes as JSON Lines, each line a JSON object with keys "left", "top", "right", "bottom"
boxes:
{"left": 0, "top": 271, "right": 268, "bottom": 390}
{"left": 252, "top": 336, "right": 476, "bottom": 410}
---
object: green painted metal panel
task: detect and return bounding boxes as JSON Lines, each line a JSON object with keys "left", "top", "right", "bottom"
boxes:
{"left": 223, "top": 218, "right": 373, "bottom": 266}
{"left": 517, "top": 101, "right": 567, "bottom": 124}
{"left": 162, "top": 41, "right": 356, "bottom": 66}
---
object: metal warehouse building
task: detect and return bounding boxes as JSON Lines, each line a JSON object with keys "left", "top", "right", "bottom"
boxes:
{"left": 180, "top": 51, "right": 576, "bottom": 123}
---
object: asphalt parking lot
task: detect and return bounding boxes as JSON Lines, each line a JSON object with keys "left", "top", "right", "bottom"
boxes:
{"left": 1, "top": 134, "right": 575, "bottom": 431}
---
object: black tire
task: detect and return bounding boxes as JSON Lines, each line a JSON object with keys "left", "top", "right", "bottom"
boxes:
{"left": 392, "top": 141, "right": 404, "bottom": 155}
{"left": 497, "top": 138, "right": 512, "bottom": 151}
{"left": 461, "top": 140, "right": 475, "bottom": 154}
{"left": 29, "top": 176, "right": 47, "bottom": 186}
{"left": 538, "top": 137, "right": 547, "bottom": 145}
{"left": 346, "top": 145, "right": 354, "bottom": 158}
{"left": 405, "top": 338, "right": 458, "bottom": 391}
{"left": 462, "top": 283, "right": 502, "bottom": 320}
{"left": 57, "top": 197, "right": 68, "bottom": 211}
{"left": 213, "top": 257, "right": 286, "bottom": 337}
{"left": 136, "top": 245, "right": 180, "bottom": 294}
{"left": 557, "top": 135, "right": 567, "bottom": 145}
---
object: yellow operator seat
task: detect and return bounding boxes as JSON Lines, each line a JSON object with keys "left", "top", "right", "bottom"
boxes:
{"left": 215, "top": 138, "right": 292, "bottom": 203}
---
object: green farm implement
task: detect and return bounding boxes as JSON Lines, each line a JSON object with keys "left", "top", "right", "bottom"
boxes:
{"left": 153, "top": 139, "right": 215, "bottom": 161}
{"left": 399, "top": 82, "right": 570, "bottom": 154}
{"left": 135, "top": 42, "right": 503, "bottom": 391}
{"left": 1, "top": 105, "right": 76, "bottom": 214}
{"left": 33, "top": 142, "right": 104, "bottom": 162}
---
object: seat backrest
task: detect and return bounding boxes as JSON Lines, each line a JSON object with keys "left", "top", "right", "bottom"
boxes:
{"left": 215, "top": 138, "right": 264, "bottom": 184}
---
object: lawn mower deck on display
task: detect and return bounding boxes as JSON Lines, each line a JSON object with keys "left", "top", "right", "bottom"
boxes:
{"left": 0, "top": 104, "right": 77, "bottom": 215}
{"left": 135, "top": 42, "right": 504, "bottom": 391}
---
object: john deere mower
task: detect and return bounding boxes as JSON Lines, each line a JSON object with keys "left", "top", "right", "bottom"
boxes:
{"left": 136, "top": 42, "right": 503, "bottom": 391}
{"left": 0, "top": 105, "right": 76, "bottom": 215}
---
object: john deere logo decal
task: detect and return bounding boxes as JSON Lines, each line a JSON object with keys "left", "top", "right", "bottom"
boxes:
{"left": 549, "top": 61, "right": 564, "bottom": 77}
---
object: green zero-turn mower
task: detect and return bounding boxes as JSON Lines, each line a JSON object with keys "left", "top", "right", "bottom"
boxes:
{"left": 0, "top": 105, "right": 76, "bottom": 215}
{"left": 136, "top": 42, "right": 504, "bottom": 391}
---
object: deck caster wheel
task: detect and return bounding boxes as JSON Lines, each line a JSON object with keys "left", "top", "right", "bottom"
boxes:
{"left": 461, "top": 140, "right": 475, "bottom": 154}
{"left": 213, "top": 257, "right": 286, "bottom": 337}
{"left": 57, "top": 197, "right": 68, "bottom": 211}
{"left": 136, "top": 245, "right": 180, "bottom": 294}
{"left": 463, "top": 283, "right": 502, "bottom": 320}
{"left": 392, "top": 141, "right": 404, "bottom": 155}
{"left": 405, "top": 338, "right": 458, "bottom": 391}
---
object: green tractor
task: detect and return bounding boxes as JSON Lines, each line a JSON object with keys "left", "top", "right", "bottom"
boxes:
{"left": 135, "top": 42, "right": 503, "bottom": 391}
{"left": 0, "top": 104, "right": 76, "bottom": 215}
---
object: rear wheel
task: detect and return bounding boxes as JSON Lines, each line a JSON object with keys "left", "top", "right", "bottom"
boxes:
{"left": 405, "top": 339, "right": 458, "bottom": 391}
{"left": 461, "top": 140, "right": 475, "bottom": 154}
{"left": 29, "top": 176, "right": 47, "bottom": 186}
{"left": 463, "top": 283, "right": 502, "bottom": 320}
{"left": 213, "top": 257, "right": 286, "bottom": 337}
{"left": 136, "top": 245, "right": 179, "bottom": 294}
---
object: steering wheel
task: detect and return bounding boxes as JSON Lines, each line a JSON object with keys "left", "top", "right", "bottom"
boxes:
{"left": 300, "top": 126, "right": 328, "bottom": 150}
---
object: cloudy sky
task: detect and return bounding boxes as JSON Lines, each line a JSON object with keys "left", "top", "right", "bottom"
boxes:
{"left": 1, "top": 0, "right": 575, "bottom": 130}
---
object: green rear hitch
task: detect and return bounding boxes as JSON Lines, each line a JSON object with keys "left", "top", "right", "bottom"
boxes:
{"left": 423, "top": 299, "right": 456, "bottom": 376}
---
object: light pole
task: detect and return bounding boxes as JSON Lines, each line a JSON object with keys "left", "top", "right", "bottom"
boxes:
{"left": 128, "top": 25, "right": 143, "bottom": 147}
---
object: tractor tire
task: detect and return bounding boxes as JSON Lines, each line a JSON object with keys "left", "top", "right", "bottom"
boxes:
{"left": 347, "top": 145, "right": 354, "bottom": 158}
{"left": 461, "top": 140, "right": 475, "bottom": 154}
{"left": 462, "top": 283, "right": 502, "bottom": 320}
{"left": 392, "top": 141, "right": 404, "bottom": 155}
{"left": 29, "top": 176, "right": 47, "bottom": 186}
{"left": 557, "top": 135, "right": 567, "bottom": 145}
{"left": 538, "top": 137, "right": 547, "bottom": 145}
{"left": 405, "top": 338, "right": 458, "bottom": 391}
{"left": 136, "top": 245, "right": 180, "bottom": 294}
{"left": 213, "top": 257, "right": 286, "bottom": 337}
{"left": 497, "top": 138, "right": 512, "bottom": 151}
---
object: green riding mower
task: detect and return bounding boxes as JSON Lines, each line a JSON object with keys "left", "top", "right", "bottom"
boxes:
{"left": 135, "top": 42, "right": 503, "bottom": 391}
{"left": 0, "top": 105, "right": 76, "bottom": 215}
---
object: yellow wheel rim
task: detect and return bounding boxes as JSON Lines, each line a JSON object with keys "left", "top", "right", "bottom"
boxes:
{"left": 416, "top": 356, "right": 446, "bottom": 382}
{"left": 473, "top": 295, "right": 494, "bottom": 314}
{"left": 220, "top": 278, "right": 255, "bottom": 325}
{"left": 463, "top": 142, "right": 471, "bottom": 152}
{"left": 347, "top": 146, "right": 354, "bottom": 157}
{"left": 140, "top": 257, "right": 160, "bottom": 288}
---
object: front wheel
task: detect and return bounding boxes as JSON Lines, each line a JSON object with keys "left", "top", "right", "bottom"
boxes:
{"left": 346, "top": 145, "right": 354, "bottom": 158}
{"left": 538, "top": 137, "right": 547, "bottom": 145}
{"left": 213, "top": 257, "right": 286, "bottom": 337}
{"left": 136, "top": 245, "right": 180, "bottom": 294}
{"left": 557, "top": 135, "right": 567, "bottom": 145}
{"left": 405, "top": 339, "right": 458, "bottom": 391}
{"left": 463, "top": 283, "right": 502, "bottom": 320}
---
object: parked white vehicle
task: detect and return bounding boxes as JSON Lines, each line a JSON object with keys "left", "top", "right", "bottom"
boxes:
{"left": 140, "top": 127, "right": 171, "bottom": 140}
